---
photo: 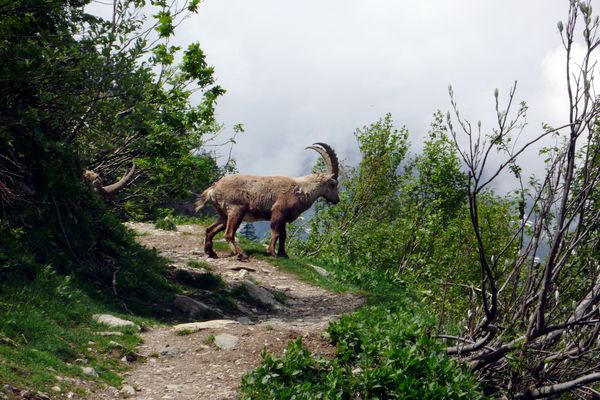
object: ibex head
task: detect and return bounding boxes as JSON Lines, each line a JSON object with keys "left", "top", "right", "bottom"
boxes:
{"left": 307, "top": 142, "right": 340, "bottom": 205}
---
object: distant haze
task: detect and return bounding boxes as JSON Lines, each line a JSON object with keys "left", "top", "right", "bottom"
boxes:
{"left": 89, "top": 1, "right": 580, "bottom": 188}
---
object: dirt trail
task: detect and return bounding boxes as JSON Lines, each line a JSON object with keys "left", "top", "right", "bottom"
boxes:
{"left": 94, "top": 223, "right": 363, "bottom": 400}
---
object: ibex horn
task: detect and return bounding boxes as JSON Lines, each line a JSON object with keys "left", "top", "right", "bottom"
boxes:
{"left": 99, "top": 162, "right": 136, "bottom": 195}
{"left": 306, "top": 142, "right": 339, "bottom": 180}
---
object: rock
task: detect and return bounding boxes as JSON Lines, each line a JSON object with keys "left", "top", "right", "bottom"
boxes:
{"left": 214, "top": 333, "right": 239, "bottom": 350}
{"left": 309, "top": 264, "right": 330, "bottom": 277}
{"left": 240, "top": 280, "right": 284, "bottom": 310}
{"left": 233, "top": 269, "right": 248, "bottom": 280}
{"left": 51, "top": 386, "right": 61, "bottom": 393}
{"left": 95, "top": 331, "right": 124, "bottom": 337}
{"left": 165, "top": 384, "right": 182, "bottom": 392}
{"left": 236, "top": 316, "right": 252, "bottom": 325}
{"left": 172, "top": 295, "right": 223, "bottom": 319}
{"left": 228, "top": 266, "right": 256, "bottom": 272}
{"left": 108, "top": 340, "right": 124, "bottom": 349}
{"left": 92, "top": 314, "right": 140, "bottom": 331}
{"left": 2, "top": 385, "right": 18, "bottom": 395}
{"left": 81, "top": 366, "right": 99, "bottom": 377}
{"left": 169, "top": 264, "right": 207, "bottom": 276}
{"left": 121, "top": 351, "right": 142, "bottom": 363}
{"left": 159, "top": 346, "right": 185, "bottom": 357}
{"left": 172, "top": 319, "right": 238, "bottom": 334}
{"left": 120, "top": 385, "right": 136, "bottom": 397}
{"left": 0, "top": 334, "right": 17, "bottom": 348}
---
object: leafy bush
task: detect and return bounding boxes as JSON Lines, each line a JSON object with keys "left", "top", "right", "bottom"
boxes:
{"left": 294, "top": 112, "right": 519, "bottom": 323}
{"left": 155, "top": 209, "right": 178, "bottom": 231}
{"left": 241, "top": 304, "right": 482, "bottom": 399}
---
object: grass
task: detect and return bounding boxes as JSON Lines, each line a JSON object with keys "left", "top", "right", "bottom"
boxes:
{"left": 172, "top": 269, "right": 225, "bottom": 290}
{"left": 202, "top": 334, "right": 216, "bottom": 346}
{"left": 0, "top": 268, "right": 154, "bottom": 395}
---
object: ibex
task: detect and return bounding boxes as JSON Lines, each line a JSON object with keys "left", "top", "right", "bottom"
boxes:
{"left": 196, "top": 143, "right": 339, "bottom": 260}
{"left": 83, "top": 163, "right": 136, "bottom": 196}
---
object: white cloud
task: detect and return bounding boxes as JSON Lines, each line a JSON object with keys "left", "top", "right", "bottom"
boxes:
{"left": 540, "top": 42, "right": 600, "bottom": 127}
{"left": 90, "top": 0, "right": 586, "bottom": 186}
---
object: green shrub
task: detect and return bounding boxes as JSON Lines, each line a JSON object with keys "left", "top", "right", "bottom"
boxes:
{"left": 241, "top": 305, "right": 482, "bottom": 399}
{"left": 155, "top": 216, "right": 178, "bottom": 231}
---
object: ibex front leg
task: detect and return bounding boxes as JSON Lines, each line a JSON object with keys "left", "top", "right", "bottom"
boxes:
{"left": 277, "top": 225, "right": 288, "bottom": 258}
{"left": 268, "top": 211, "right": 287, "bottom": 257}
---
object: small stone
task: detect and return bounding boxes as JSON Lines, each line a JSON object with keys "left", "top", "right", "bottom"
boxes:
{"left": 236, "top": 316, "right": 252, "bottom": 325}
{"left": 81, "top": 366, "right": 99, "bottom": 377}
{"left": 172, "top": 319, "right": 238, "bottom": 334}
{"left": 165, "top": 384, "right": 183, "bottom": 394}
{"left": 309, "top": 264, "right": 330, "bottom": 276}
{"left": 93, "top": 314, "right": 140, "bottom": 331}
{"left": 214, "top": 333, "right": 239, "bottom": 350}
{"left": 95, "top": 331, "right": 124, "bottom": 337}
{"left": 51, "top": 386, "right": 61, "bottom": 393}
{"left": 234, "top": 269, "right": 248, "bottom": 280}
{"left": 228, "top": 266, "right": 256, "bottom": 272}
{"left": 120, "top": 384, "right": 136, "bottom": 397}
{"left": 159, "top": 347, "right": 185, "bottom": 357}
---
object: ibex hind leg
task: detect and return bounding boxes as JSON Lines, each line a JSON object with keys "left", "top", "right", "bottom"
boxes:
{"left": 224, "top": 209, "right": 249, "bottom": 261}
{"left": 204, "top": 218, "right": 225, "bottom": 258}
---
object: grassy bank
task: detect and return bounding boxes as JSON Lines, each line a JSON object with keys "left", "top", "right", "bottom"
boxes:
{"left": 0, "top": 268, "right": 151, "bottom": 396}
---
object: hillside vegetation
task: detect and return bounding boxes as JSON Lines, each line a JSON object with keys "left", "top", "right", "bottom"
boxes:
{"left": 1, "top": 0, "right": 599, "bottom": 399}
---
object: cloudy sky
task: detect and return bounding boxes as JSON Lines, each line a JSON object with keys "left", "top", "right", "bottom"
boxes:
{"left": 90, "top": 1, "right": 581, "bottom": 183}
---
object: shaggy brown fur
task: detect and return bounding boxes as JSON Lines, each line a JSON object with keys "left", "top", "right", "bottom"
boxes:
{"left": 196, "top": 144, "right": 339, "bottom": 260}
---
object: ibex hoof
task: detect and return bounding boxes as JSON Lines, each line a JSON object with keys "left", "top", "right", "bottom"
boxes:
{"left": 277, "top": 253, "right": 289, "bottom": 259}
{"left": 206, "top": 251, "right": 218, "bottom": 259}
{"left": 237, "top": 254, "right": 249, "bottom": 261}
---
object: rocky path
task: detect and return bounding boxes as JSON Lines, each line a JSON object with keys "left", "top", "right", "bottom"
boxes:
{"left": 94, "top": 223, "right": 363, "bottom": 400}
